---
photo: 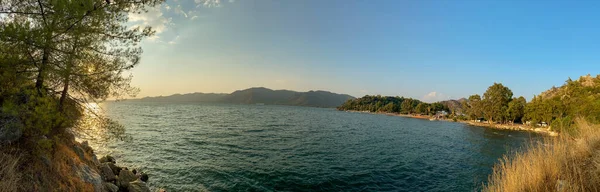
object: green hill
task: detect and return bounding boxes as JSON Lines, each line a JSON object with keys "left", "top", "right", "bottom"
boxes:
{"left": 132, "top": 87, "right": 355, "bottom": 108}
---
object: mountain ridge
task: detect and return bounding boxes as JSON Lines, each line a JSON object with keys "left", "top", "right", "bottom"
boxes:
{"left": 130, "top": 87, "right": 355, "bottom": 108}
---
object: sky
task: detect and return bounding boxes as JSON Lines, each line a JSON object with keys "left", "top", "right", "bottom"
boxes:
{"left": 127, "top": 0, "right": 600, "bottom": 102}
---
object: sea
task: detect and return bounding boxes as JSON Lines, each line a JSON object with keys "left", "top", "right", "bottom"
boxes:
{"left": 85, "top": 102, "right": 541, "bottom": 191}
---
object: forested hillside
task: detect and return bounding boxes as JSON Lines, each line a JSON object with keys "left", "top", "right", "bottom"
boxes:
{"left": 134, "top": 87, "right": 355, "bottom": 108}
{"left": 524, "top": 75, "right": 600, "bottom": 133}
{"left": 337, "top": 95, "right": 449, "bottom": 115}
{"left": 340, "top": 75, "right": 600, "bottom": 134}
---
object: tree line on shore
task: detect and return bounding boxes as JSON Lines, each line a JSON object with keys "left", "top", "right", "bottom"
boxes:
{"left": 337, "top": 95, "right": 449, "bottom": 116}
{"left": 338, "top": 75, "right": 600, "bottom": 133}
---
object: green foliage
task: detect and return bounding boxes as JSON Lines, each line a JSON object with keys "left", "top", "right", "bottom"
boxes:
{"left": 507, "top": 96, "right": 526, "bottom": 123}
{"left": 0, "top": 0, "right": 164, "bottom": 153}
{"left": 337, "top": 95, "right": 450, "bottom": 116}
{"left": 35, "top": 138, "right": 54, "bottom": 155}
{"left": 482, "top": 83, "right": 513, "bottom": 123}
{"left": 465, "top": 94, "right": 483, "bottom": 120}
{"left": 415, "top": 103, "right": 428, "bottom": 114}
{"left": 380, "top": 103, "right": 399, "bottom": 113}
{"left": 428, "top": 102, "right": 447, "bottom": 115}
{"left": 525, "top": 75, "right": 600, "bottom": 132}
{"left": 337, "top": 95, "right": 423, "bottom": 113}
{"left": 400, "top": 99, "right": 418, "bottom": 114}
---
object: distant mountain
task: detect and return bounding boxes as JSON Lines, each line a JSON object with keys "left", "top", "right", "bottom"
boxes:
{"left": 136, "top": 92, "right": 227, "bottom": 102}
{"left": 439, "top": 98, "right": 467, "bottom": 114}
{"left": 132, "top": 87, "right": 355, "bottom": 108}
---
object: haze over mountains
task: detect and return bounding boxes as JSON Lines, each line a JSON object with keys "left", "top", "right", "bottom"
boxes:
{"left": 132, "top": 87, "right": 356, "bottom": 108}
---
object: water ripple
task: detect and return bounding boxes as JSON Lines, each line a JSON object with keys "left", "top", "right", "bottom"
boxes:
{"left": 92, "top": 102, "right": 541, "bottom": 192}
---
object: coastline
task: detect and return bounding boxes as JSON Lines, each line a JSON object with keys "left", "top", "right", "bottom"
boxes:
{"left": 342, "top": 110, "right": 559, "bottom": 136}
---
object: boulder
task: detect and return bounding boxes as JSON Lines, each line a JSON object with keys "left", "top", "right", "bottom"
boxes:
{"left": 128, "top": 180, "right": 151, "bottom": 192}
{"left": 99, "top": 163, "right": 116, "bottom": 182}
{"left": 99, "top": 155, "right": 116, "bottom": 164}
{"left": 0, "top": 113, "right": 23, "bottom": 144}
{"left": 103, "top": 182, "right": 119, "bottom": 192}
{"left": 73, "top": 164, "right": 103, "bottom": 192}
{"left": 107, "top": 162, "right": 122, "bottom": 175}
{"left": 91, "top": 154, "right": 100, "bottom": 166}
{"left": 118, "top": 169, "right": 137, "bottom": 189}
{"left": 140, "top": 172, "right": 149, "bottom": 182}
{"left": 81, "top": 141, "right": 93, "bottom": 152}
{"left": 72, "top": 145, "right": 85, "bottom": 160}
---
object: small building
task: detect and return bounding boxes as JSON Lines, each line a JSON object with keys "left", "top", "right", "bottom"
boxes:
{"left": 536, "top": 122, "right": 548, "bottom": 127}
{"left": 436, "top": 111, "right": 448, "bottom": 116}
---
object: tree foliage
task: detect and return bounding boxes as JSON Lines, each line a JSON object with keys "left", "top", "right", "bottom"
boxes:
{"left": 465, "top": 94, "right": 483, "bottom": 120}
{"left": 337, "top": 95, "right": 450, "bottom": 116}
{"left": 337, "top": 95, "right": 424, "bottom": 113}
{"left": 0, "top": 0, "right": 164, "bottom": 147}
{"left": 482, "top": 83, "right": 513, "bottom": 123}
{"left": 524, "top": 75, "right": 600, "bottom": 132}
{"left": 507, "top": 96, "right": 526, "bottom": 123}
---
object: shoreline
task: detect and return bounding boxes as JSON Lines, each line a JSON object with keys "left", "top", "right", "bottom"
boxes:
{"left": 343, "top": 110, "right": 559, "bottom": 136}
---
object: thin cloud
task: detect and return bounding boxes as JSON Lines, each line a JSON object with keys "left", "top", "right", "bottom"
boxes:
{"left": 196, "top": 0, "right": 224, "bottom": 7}
{"left": 168, "top": 36, "right": 180, "bottom": 45}
{"left": 422, "top": 91, "right": 450, "bottom": 102}
{"left": 128, "top": 5, "right": 172, "bottom": 41}
{"left": 174, "top": 5, "right": 188, "bottom": 18}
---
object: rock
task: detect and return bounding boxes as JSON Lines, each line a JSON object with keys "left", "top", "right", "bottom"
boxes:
{"left": 99, "top": 163, "right": 116, "bottom": 182}
{"left": 107, "top": 162, "right": 122, "bottom": 176}
{"left": 140, "top": 173, "right": 149, "bottom": 182}
{"left": 103, "top": 182, "right": 119, "bottom": 192}
{"left": 132, "top": 169, "right": 137, "bottom": 175}
{"left": 118, "top": 169, "right": 137, "bottom": 189}
{"left": 73, "top": 164, "right": 103, "bottom": 192}
{"left": 99, "top": 155, "right": 116, "bottom": 164}
{"left": 155, "top": 189, "right": 167, "bottom": 192}
{"left": 0, "top": 113, "right": 23, "bottom": 144}
{"left": 91, "top": 154, "right": 100, "bottom": 166}
{"left": 82, "top": 140, "right": 89, "bottom": 147}
{"left": 128, "top": 180, "right": 151, "bottom": 192}
{"left": 81, "top": 141, "right": 93, "bottom": 152}
{"left": 72, "top": 145, "right": 85, "bottom": 160}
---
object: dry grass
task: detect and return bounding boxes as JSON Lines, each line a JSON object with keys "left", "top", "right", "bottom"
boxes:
{"left": 484, "top": 119, "right": 600, "bottom": 192}
{"left": 0, "top": 138, "right": 99, "bottom": 192}
{"left": 0, "top": 151, "right": 21, "bottom": 192}
{"left": 52, "top": 142, "right": 95, "bottom": 192}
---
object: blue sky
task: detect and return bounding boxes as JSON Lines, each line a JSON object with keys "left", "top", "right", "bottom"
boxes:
{"left": 128, "top": 0, "right": 600, "bottom": 102}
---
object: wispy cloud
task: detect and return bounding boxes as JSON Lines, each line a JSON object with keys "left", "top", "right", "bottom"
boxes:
{"left": 174, "top": 4, "right": 188, "bottom": 18}
{"left": 422, "top": 91, "right": 450, "bottom": 102}
{"left": 128, "top": 5, "right": 172, "bottom": 41}
{"left": 168, "top": 36, "right": 180, "bottom": 45}
{"left": 195, "top": 0, "right": 225, "bottom": 7}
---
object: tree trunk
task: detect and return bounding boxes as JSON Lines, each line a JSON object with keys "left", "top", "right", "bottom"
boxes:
{"left": 59, "top": 38, "right": 79, "bottom": 111}
{"left": 35, "top": 48, "right": 49, "bottom": 95}
{"left": 58, "top": 71, "right": 70, "bottom": 111}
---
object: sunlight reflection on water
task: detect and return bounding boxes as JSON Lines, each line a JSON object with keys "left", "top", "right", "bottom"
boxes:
{"left": 74, "top": 102, "right": 115, "bottom": 157}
